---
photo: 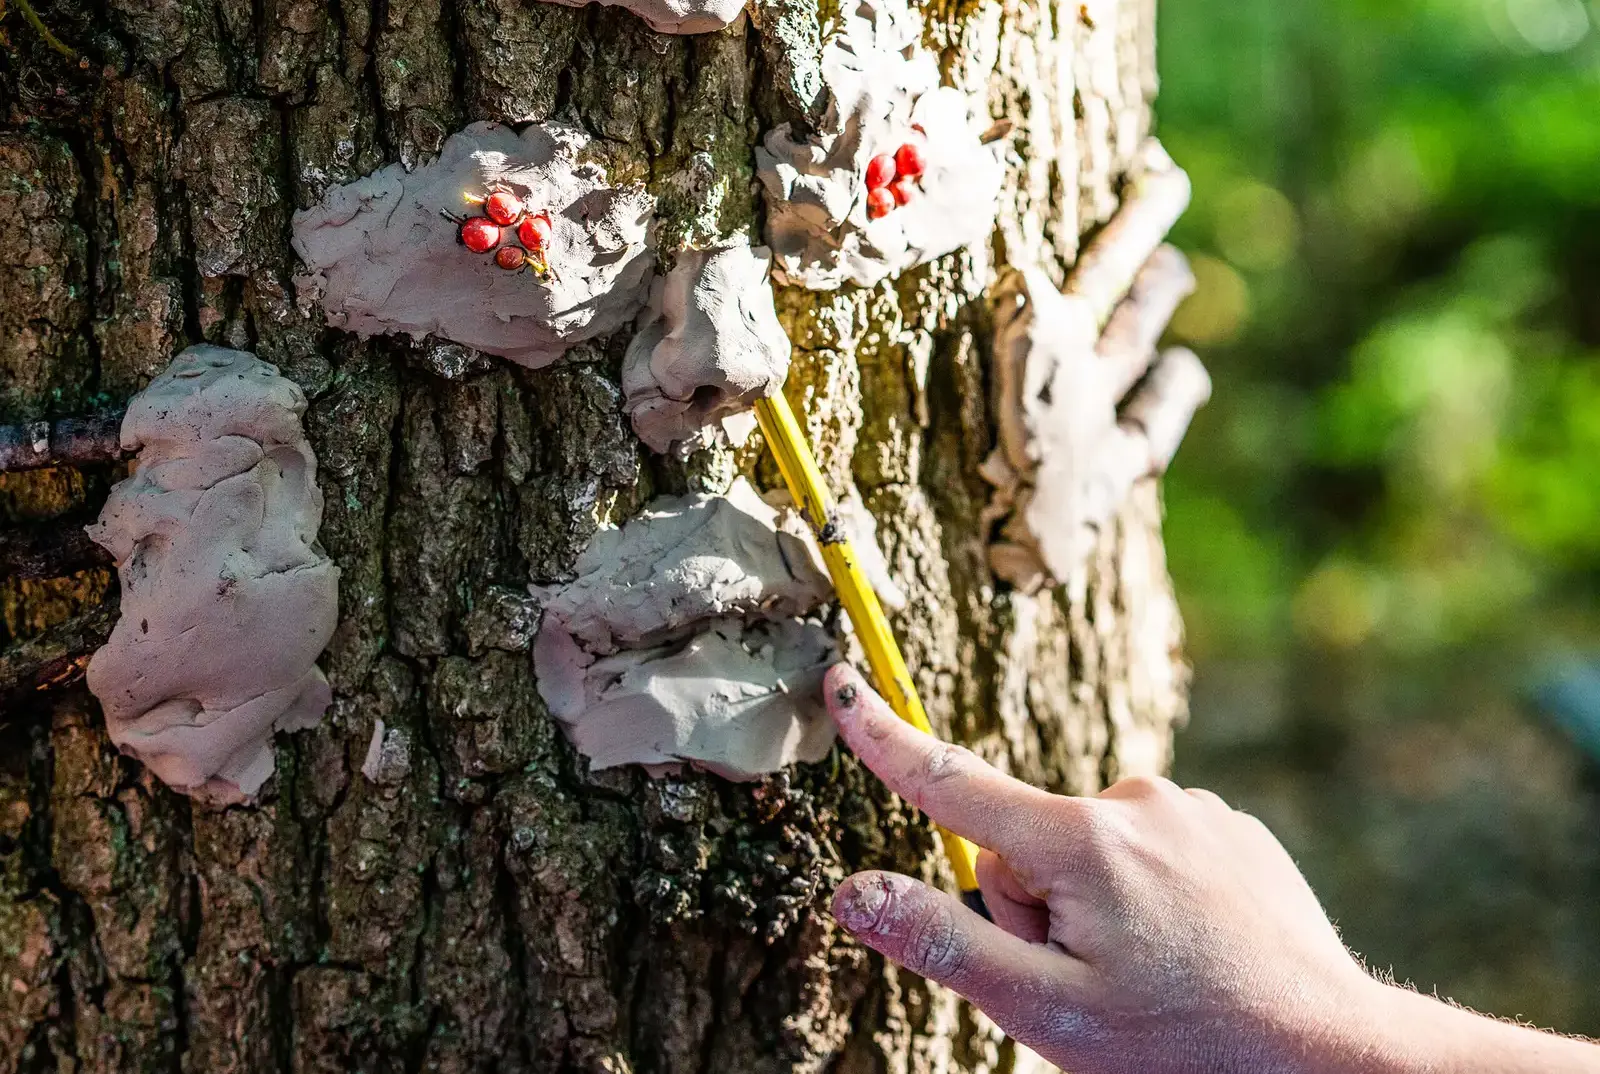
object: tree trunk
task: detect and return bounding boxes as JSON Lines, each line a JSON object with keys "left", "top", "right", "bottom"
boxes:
{"left": 0, "top": 0, "right": 1186, "bottom": 1070}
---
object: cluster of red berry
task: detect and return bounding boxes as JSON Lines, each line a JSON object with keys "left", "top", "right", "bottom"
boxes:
{"left": 455, "top": 188, "right": 554, "bottom": 273}
{"left": 865, "top": 140, "right": 928, "bottom": 220}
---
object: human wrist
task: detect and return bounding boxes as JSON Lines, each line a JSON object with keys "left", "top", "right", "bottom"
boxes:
{"left": 1318, "top": 976, "right": 1600, "bottom": 1074}
{"left": 1257, "top": 972, "right": 1441, "bottom": 1074}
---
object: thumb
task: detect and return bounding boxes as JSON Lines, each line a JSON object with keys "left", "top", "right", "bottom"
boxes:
{"left": 832, "top": 871, "right": 1089, "bottom": 1049}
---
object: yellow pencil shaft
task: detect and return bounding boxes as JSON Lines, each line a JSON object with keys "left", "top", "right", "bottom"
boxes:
{"left": 753, "top": 392, "right": 983, "bottom": 895}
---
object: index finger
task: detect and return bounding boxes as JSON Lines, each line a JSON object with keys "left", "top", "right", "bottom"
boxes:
{"left": 824, "top": 663, "right": 1065, "bottom": 859}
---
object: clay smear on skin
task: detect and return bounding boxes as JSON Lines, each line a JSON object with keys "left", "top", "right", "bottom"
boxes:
{"left": 756, "top": 0, "right": 1005, "bottom": 290}
{"left": 623, "top": 244, "right": 792, "bottom": 454}
{"left": 86, "top": 345, "right": 340, "bottom": 805}
{"left": 292, "top": 121, "right": 656, "bottom": 369}
{"left": 533, "top": 478, "right": 841, "bottom": 780}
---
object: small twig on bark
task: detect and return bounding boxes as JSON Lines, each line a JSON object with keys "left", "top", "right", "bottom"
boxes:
{"left": 0, "top": 516, "right": 111, "bottom": 580}
{"left": 0, "top": 599, "right": 117, "bottom": 712}
{"left": 9, "top": 0, "right": 80, "bottom": 60}
{"left": 0, "top": 409, "right": 126, "bottom": 472}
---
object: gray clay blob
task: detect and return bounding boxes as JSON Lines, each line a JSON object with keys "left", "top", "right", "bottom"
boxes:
{"left": 535, "top": 0, "right": 745, "bottom": 34}
{"left": 622, "top": 244, "right": 792, "bottom": 453}
{"left": 755, "top": 0, "right": 1005, "bottom": 290}
{"left": 85, "top": 345, "right": 340, "bottom": 805}
{"left": 533, "top": 477, "right": 839, "bottom": 780}
{"left": 292, "top": 121, "right": 656, "bottom": 368}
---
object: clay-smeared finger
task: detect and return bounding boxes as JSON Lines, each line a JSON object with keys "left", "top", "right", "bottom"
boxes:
{"left": 824, "top": 663, "right": 1063, "bottom": 857}
{"left": 833, "top": 871, "right": 1088, "bottom": 1050}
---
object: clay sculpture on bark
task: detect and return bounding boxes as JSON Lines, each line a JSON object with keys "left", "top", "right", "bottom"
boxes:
{"left": 533, "top": 0, "right": 746, "bottom": 34}
{"left": 981, "top": 148, "right": 1211, "bottom": 593}
{"left": 85, "top": 345, "right": 340, "bottom": 805}
{"left": 292, "top": 121, "right": 656, "bottom": 369}
{"left": 755, "top": 0, "right": 1005, "bottom": 290}
{"left": 622, "top": 243, "right": 792, "bottom": 453}
{"left": 533, "top": 478, "right": 839, "bottom": 780}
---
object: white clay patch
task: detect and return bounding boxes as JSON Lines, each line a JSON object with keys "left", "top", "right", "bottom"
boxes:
{"left": 622, "top": 244, "right": 792, "bottom": 453}
{"left": 755, "top": 0, "right": 1005, "bottom": 290}
{"left": 85, "top": 345, "right": 340, "bottom": 805}
{"left": 534, "top": 0, "right": 745, "bottom": 34}
{"left": 292, "top": 121, "right": 656, "bottom": 369}
{"left": 533, "top": 477, "right": 839, "bottom": 780}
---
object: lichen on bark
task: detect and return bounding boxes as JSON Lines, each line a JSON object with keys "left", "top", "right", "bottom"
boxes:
{"left": 0, "top": 0, "right": 1187, "bottom": 1070}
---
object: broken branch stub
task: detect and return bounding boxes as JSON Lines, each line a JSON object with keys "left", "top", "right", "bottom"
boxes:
{"left": 292, "top": 121, "right": 657, "bottom": 369}
{"left": 533, "top": 477, "right": 839, "bottom": 781}
{"left": 622, "top": 244, "right": 792, "bottom": 453}
{"left": 755, "top": 0, "right": 1005, "bottom": 290}
{"left": 533, "top": 0, "right": 745, "bottom": 33}
{"left": 85, "top": 345, "right": 340, "bottom": 805}
{"left": 0, "top": 601, "right": 118, "bottom": 711}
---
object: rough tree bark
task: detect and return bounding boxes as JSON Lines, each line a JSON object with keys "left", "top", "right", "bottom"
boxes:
{"left": 0, "top": 0, "right": 1186, "bottom": 1070}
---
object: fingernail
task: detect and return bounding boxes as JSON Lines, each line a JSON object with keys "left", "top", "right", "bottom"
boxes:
{"left": 833, "top": 874, "right": 893, "bottom": 934}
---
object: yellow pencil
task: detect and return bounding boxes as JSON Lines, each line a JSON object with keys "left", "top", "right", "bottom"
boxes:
{"left": 754, "top": 388, "right": 990, "bottom": 918}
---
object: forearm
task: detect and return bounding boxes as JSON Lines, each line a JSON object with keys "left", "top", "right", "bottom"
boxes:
{"left": 1324, "top": 983, "right": 1600, "bottom": 1074}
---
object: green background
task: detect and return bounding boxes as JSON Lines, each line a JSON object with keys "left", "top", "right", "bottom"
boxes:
{"left": 1161, "top": 0, "right": 1600, "bottom": 1032}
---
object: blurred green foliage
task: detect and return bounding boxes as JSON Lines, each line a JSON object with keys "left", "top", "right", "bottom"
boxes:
{"left": 1158, "top": 0, "right": 1600, "bottom": 1033}
{"left": 1160, "top": 0, "right": 1600, "bottom": 661}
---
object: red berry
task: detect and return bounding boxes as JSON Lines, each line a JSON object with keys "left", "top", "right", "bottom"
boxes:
{"left": 866, "top": 187, "right": 896, "bottom": 220}
{"left": 484, "top": 190, "right": 524, "bottom": 226}
{"left": 459, "top": 217, "right": 501, "bottom": 254}
{"left": 865, "top": 153, "right": 897, "bottom": 190}
{"left": 893, "top": 141, "right": 927, "bottom": 180}
{"left": 517, "top": 212, "right": 553, "bottom": 251}
{"left": 495, "top": 245, "right": 527, "bottom": 271}
{"left": 889, "top": 177, "right": 917, "bottom": 206}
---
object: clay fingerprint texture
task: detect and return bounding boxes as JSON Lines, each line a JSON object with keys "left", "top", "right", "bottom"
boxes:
{"left": 755, "top": 0, "right": 1005, "bottom": 289}
{"left": 534, "top": 0, "right": 745, "bottom": 34}
{"left": 85, "top": 345, "right": 340, "bottom": 805}
{"left": 292, "top": 121, "right": 656, "bottom": 368}
{"left": 622, "top": 244, "right": 792, "bottom": 453}
{"left": 533, "top": 477, "right": 839, "bottom": 780}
